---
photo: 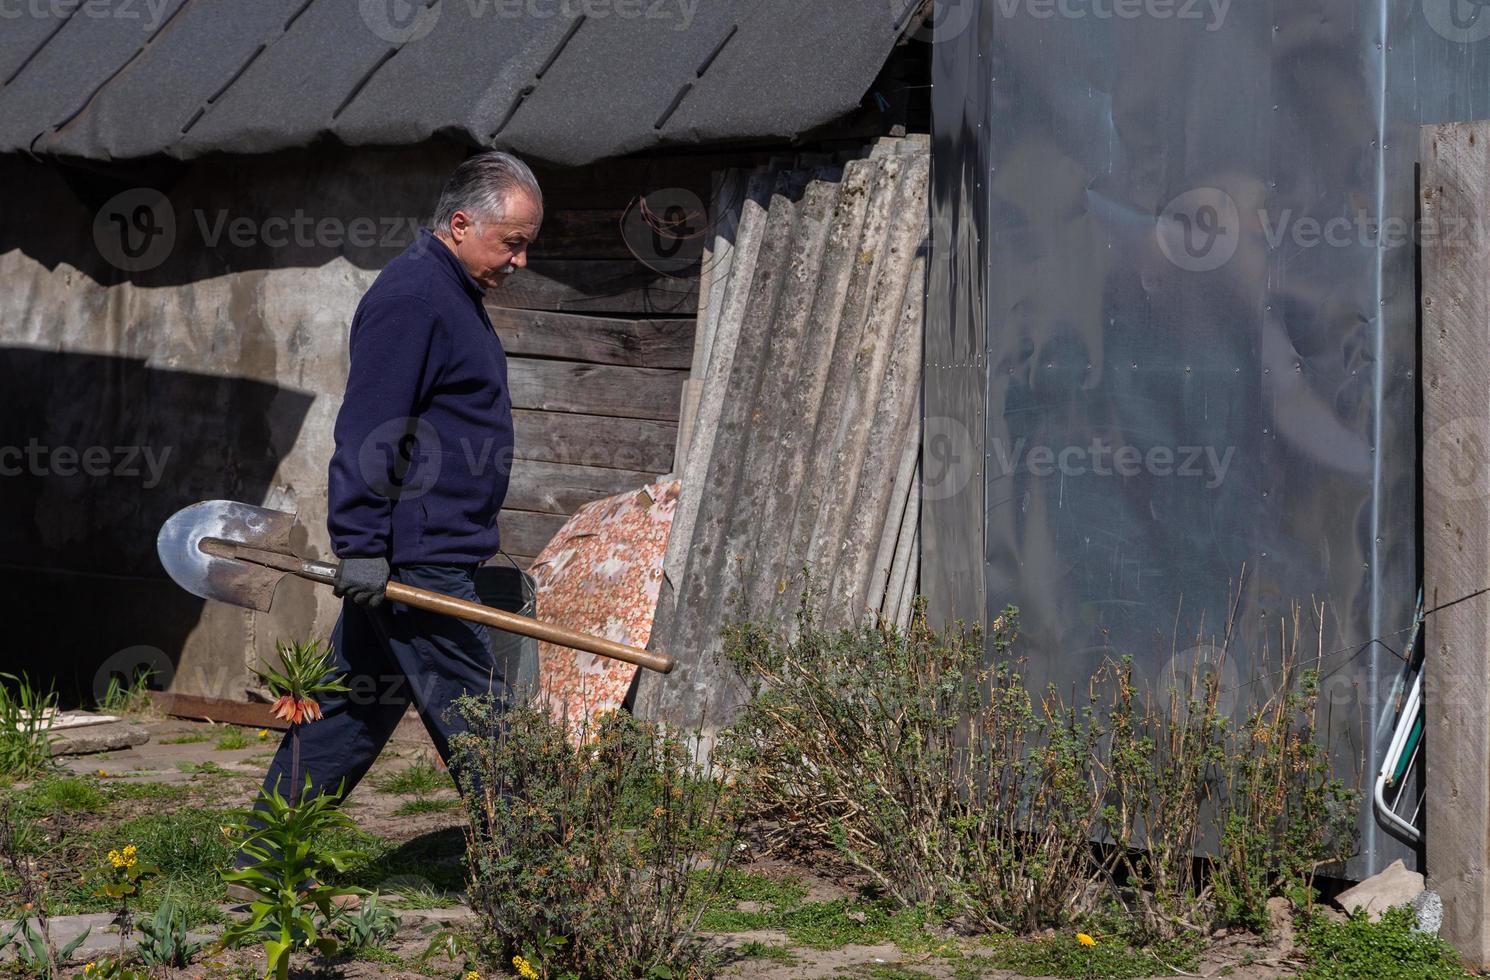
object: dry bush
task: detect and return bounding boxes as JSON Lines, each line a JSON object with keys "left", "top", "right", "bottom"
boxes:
{"left": 720, "top": 594, "right": 1356, "bottom": 940}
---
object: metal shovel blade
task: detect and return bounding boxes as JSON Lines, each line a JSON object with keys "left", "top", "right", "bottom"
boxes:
{"left": 157, "top": 499, "right": 299, "bottom": 611}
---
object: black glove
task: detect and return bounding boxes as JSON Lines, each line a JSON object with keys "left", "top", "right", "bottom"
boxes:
{"left": 333, "top": 556, "right": 391, "bottom": 607}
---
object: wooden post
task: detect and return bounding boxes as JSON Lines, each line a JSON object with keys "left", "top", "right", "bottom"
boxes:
{"left": 1422, "top": 119, "right": 1490, "bottom": 968}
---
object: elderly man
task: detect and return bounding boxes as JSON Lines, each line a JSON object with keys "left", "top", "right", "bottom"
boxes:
{"left": 254, "top": 151, "right": 542, "bottom": 818}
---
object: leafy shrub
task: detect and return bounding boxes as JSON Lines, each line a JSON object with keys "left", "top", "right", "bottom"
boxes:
{"left": 721, "top": 596, "right": 1356, "bottom": 941}
{"left": 1300, "top": 906, "right": 1471, "bottom": 979}
{"left": 452, "top": 697, "right": 742, "bottom": 979}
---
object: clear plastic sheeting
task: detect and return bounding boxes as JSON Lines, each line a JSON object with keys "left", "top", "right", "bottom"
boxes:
{"left": 926, "top": 0, "right": 1489, "bottom": 876}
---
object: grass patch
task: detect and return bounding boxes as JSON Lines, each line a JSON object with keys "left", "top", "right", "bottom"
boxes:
{"left": 177, "top": 760, "right": 233, "bottom": 778}
{"left": 323, "top": 826, "right": 468, "bottom": 894}
{"left": 21, "top": 775, "right": 108, "bottom": 814}
{"left": 1299, "top": 906, "right": 1471, "bottom": 979}
{"left": 371, "top": 757, "right": 451, "bottom": 795}
{"left": 697, "top": 871, "right": 950, "bottom": 953}
{"left": 733, "top": 939, "right": 796, "bottom": 964}
{"left": 104, "top": 781, "right": 190, "bottom": 804}
{"left": 393, "top": 796, "right": 462, "bottom": 817}
{"left": 15, "top": 798, "right": 242, "bottom": 928}
{"left": 0, "top": 672, "right": 57, "bottom": 780}
{"left": 213, "top": 727, "right": 255, "bottom": 751}
{"left": 980, "top": 932, "right": 1200, "bottom": 979}
{"left": 385, "top": 881, "right": 463, "bottom": 909}
{"left": 161, "top": 732, "right": 211, "bottom": 745}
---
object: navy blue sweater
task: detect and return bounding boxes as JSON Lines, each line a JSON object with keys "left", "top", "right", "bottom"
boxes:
{"left": 328, "top": 229, "right": 514, "bottom": 565}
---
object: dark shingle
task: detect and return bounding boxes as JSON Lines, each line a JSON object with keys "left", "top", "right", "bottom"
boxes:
{"left": 0, "top": 0, "right": 902, "bottom": 165}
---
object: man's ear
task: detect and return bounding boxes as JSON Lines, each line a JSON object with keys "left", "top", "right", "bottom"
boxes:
{"left": 448, "top": 210, "right": 472, "bottom": 244}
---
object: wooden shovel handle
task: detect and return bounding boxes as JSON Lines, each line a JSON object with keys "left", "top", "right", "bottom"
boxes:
{"left": 383, "top": 580, "right": 675, "bottom": 674}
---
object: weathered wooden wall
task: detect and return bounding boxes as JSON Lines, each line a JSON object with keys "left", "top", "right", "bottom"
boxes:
{"left": 487, "top": 154, "right": 725, "bottom": 566}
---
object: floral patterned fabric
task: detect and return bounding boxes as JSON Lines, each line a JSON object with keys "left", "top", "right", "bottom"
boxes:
{"left": 529, "top": 480, "right": 679, "bottom": 736}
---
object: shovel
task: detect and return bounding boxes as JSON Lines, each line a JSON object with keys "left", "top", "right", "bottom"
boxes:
{"left": 156, "top": 499, "right": 674, "bottom": 674}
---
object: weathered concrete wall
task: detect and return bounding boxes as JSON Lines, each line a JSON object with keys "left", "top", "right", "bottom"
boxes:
{"left": 0, "top": 143, "right": 465, "bottom": 701}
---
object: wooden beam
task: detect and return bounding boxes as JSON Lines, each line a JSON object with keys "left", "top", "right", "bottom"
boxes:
{"left": 513, "top": 409, "right": 677, "bottom": 472}
{"left": 149, "top": 691, "right": 287, "bottom": 729}
{"left": 508, "top": 358, "right": 685, "bottom": 421}
{"left": 1421, "top": 118, "right": 1490, "bottom": 969}
{"left": 492, "top": 259, "right": 698, "bottom": 315}
{"left": 506, "top": 458, "right": 659, "bottom": 515}
{"left": 488, "top": 308, "right": 696, "bottom": 369}
{"left": 528, "top": 209, "right": 632, "bottom": 259}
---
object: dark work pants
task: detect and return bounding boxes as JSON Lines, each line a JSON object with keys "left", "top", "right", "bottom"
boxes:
{"left": 249, "top": 563, "right": 505, "bottom": 829}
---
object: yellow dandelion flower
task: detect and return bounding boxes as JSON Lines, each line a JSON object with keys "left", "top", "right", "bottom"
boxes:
{"left": 257, "top": 728, "right": 270, "bottom": 738}
{"left": 95, "top": 769, "right": 108, "bottom": 778}
{"left": 1076, "top": 932, "right": 1097, "bottom": 947}
{"left": 512, "top": 954, "right": 540, "bottom": 980}
{"left": 463, "top": 971, "right": 480, "bottom": 980}
{"left": 83, "top": 963, "right": 96, "bottom": 975}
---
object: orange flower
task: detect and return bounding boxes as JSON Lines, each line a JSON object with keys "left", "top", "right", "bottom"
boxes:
{"left": 270, "top": 695, "right": 322, "bottom": 725}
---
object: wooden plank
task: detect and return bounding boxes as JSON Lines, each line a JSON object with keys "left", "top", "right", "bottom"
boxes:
{"left": 530, "top": 209, "right": 632, "bottom": 259}
{"left": 493, "top": 259, "right": 698, "bottom": 315}
{"left": 487, "top": 308, "right": 696, "bottom": 369}
{"left": 508, "top": 358, "right": 685, "bottom": 421}
{"left": 498, "top": 508, "right": 570, "bottom": 558}
{"left": 1421, "top": 118, "right": 1490, "bottom": 970}
{"left": 513, "top": 409, "right": 677, "bottom": 472}
{"left": 149, "top": 691, "right": 287, "bottom": 730}
{"left": 506, "top": 458, "right": 658, "bottom": 515}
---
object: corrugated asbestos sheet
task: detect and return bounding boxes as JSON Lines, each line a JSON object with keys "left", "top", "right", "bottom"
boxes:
{"left": 636, "top": 136, "right": 929, "bottom": 733}
{"left": 0, "top": 0, "right": 915, "bottom": 165}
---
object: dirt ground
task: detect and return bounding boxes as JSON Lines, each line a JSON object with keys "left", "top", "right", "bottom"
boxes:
{"left": 8, "top": 714, "right": 1304, "bottom": 979}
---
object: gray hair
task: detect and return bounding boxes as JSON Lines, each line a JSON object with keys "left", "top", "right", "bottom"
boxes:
{"left": 431, "top": 151, "right": 543, "bottom": 232}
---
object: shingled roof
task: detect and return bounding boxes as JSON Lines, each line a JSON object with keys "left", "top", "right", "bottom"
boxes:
{"left": 0, "top": 0, "right": 917, "bottom": 165}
